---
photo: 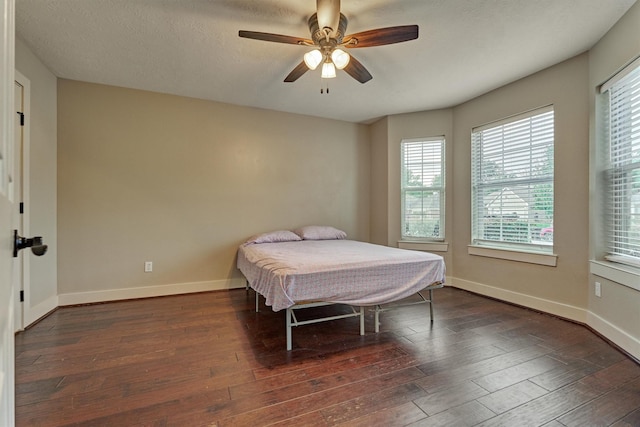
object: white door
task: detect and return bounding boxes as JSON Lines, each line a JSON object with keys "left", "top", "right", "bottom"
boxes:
{"left": 0, "top": 179, "right": 15, "bottom": 426}
{"left": 0, "top": 158, "right": 15, "bottom": 425}
{"left": 0, "top": 0, "right": 16, "bottom": 424}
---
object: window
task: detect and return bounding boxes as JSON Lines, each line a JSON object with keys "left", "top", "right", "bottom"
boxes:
{"left": 601, "top": 58, "right": 640, "bottom": 268}
{"left": 401, "top": 137, "right": 445, "bottom": 241}
{"left": 471, "top": 106, "right": 554, "bottom": 253}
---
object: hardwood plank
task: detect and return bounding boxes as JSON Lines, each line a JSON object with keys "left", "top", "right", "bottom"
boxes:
{"left": 215, "top": 368, "right": 426, "bottom": 425}
{"left": 320, "top": 382, "right": 427, "bottom": 424}
{"left": 415, "top": 344, "right": 552, "bottom": 393}
{"left": 334, "top": 401, "right": 427, "bottom": 427}
{"left": 229, "top": 347, "right": 407, "bottom": 400}
{"left": 529, "top": 357, "right": 600, "bottom": 391}
{"left": 611, "top": 407, "right": 640, "bottom": 427}
{"left": 558, "top": 377, "right": 640, "bottom": 426}
{"left": 222, "top": 358, "right": 423, "bottom": 421}
{"left": 471, "top": 355, "right": 566, "bottom": 392}
{"left": 414, "top": 342, "right": 507, "bottom": 377}
{"left": 413, "top": 380, "right": 489, "bottom": 415}
{"left": 409, "top": 400, "right": 496, "bottom": 427}
{"left": 13, "top": 287, "right": 640, "bottom": 426}
{"left": 474, "top": 381, "right": 602, "bottom": 427}
{"left": 476, "top": 380, "right": 548, "bottom": 414}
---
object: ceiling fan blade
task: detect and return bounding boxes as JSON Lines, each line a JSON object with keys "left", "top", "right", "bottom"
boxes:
{"left": 239, "top": 30, "right": 312, "bottom": 46}
{"left": 343, "top": 55, "right": 372, "bottom": 84}
{"left": 284, "top": 61, "right": 309, "bottom": 82}
{"left": 343, "top": 25, "right": 418, "bottom": 48}
{"left": 316, "top": 0, "right": 340, "bottom": 37}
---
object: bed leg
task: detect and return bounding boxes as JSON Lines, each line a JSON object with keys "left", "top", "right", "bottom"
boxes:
{"left": 286, "top": 307, "right": 293, "bottom": 351}
{"left": 255, "top": 291, "right": 259, "bottom": 313}
{"left": 429, "top": 289, "right": 434, "bottom": 321}
{"left": 374, "top": 305, "right": 380, "bottom": 333}
{"left": 359, "top": 306, "right": 365, "bottom": 335}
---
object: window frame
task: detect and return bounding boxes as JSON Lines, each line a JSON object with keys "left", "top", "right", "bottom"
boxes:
{"left": 470, "top": 105, "right": 555, "bottom": 256}
{"left": 599, "top": 56, "right": 640, "bottom": 269}
{"left": 400, "top": 137, "right": 446, "bottom": 242}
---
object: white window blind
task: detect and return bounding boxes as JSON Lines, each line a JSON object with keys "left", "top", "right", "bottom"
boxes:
{"left": 471, "top": 106, "right": 554, "bottom": 252}
{"left": 604, "top": 61, "right": 640, "bottom": 267}
{"left": 401, "top": 138, "right": 445, "bottom": 240}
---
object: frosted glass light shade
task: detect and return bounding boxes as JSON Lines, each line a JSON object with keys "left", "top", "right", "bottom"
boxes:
{"left": 321, "top": 61, "right": 336, "bottom": 78}
{"left": 303, "top": 50, "right": 323, "bottom": 70}
{"left": 331, "top": 49, "right": 350, "bottom": 69}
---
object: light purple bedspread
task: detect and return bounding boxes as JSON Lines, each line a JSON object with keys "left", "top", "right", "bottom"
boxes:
{"left": 237, "top": 240, "right": 446, "bottom": 311}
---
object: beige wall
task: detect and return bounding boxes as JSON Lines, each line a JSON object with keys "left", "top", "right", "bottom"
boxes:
{"left": 371, "top": 110, "right": 454, "bottom": 268}
{"left": 15, "top": 37, "right": 58, "bottom": 323}
{"left": 57, "top": 80, "right": 370, "bottom": 299}
{"left": 451, "top": 54, "right": 590, "bottom": 313}
{"left": 369, "top": 117, "right": 388, "bottom": 246}
{"left": 387, "top": 109, "right": 454, "bottom": 270}
{"left": 372, "top": 54, "right": 590, "bottom": 319}
{"left": 588, "top": 1, "right": 640, "bottom": 355}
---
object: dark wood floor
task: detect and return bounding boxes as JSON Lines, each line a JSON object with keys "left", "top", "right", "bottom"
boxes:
{"left": 14, "top": 287, "right": 640, "bottom": 426}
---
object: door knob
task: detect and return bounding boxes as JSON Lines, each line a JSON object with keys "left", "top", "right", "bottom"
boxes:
{"left": 13, "top": 230, "right": 48, "bottom": 257}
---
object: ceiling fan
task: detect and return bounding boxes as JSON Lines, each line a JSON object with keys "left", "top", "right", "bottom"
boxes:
{"left": 238, "top": 0, "right": 418, "bottom": 84}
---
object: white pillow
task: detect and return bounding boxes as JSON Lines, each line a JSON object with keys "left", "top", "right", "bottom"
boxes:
{"left": 294, "top": 225, "right": 347, "bottom": 240}
{"left": 244, "top": 230, "right": 302, "bottom": 245}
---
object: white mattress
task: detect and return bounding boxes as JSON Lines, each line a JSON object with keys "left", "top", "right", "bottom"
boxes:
{"left": 237, "top": 240, "right": 445, "bottom": 311}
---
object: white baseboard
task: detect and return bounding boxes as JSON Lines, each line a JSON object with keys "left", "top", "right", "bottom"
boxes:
{"left": 57, "top": 278, "right": 246, "bottom": 306}
{"left": 450, "top": 277, "right": 588, "bottom": 323}
{"left": 586, "top": 311, "right": 640, "bottom": 361}
{"left": 24, "top": 294, "right": 58, "bottom": 328}
{"left": 449, "top": 277, "right": 640, "bottom": 361}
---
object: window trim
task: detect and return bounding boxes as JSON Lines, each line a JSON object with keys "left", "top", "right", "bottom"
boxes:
{"left": 599, "top": 54, "right": 640, "bottom": 93}
{"left": 598, "top": 55, "right": 640, "bottom": 270}
{"left": 468, "top": 245, "right": 557, "bottom": 266}
{"left": 590, "top": 260, "right": 640, "bottom": 292}
{"left": 470, "top": 105, "right": 555, "bottom": 256}
{"left": 398, "top": 241, "right": 449, "bottom": 252}
{"left": 400, "top": 136, "right": 446, "bottom": 242}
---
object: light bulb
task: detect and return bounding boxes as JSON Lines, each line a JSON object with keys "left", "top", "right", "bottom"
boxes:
{"left": 321, "top": 61, "right": 336, "bottom": 78}
{"left": 303, "top": 50, "right": 322, "bottom": 70}
{"left": 331, "top": 49, "right": 350, "bottom": 69}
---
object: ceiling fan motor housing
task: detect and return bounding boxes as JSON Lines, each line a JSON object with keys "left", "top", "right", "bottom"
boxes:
{"left": 308, "top": 13, "right": 348, "bottom": 45}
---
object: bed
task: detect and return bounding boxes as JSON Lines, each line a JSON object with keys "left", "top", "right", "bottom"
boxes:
{"left": 237, "top": 226, "right": 446, "bottom": 350}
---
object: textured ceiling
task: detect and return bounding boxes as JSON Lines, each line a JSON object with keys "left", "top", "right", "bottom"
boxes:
{"left": 15, "top": 0, "right": 637, "bottom": 123}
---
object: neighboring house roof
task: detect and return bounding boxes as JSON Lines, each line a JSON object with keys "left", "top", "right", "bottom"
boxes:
{"left": 484, "top": 187, "right": 529, "bottom": 219}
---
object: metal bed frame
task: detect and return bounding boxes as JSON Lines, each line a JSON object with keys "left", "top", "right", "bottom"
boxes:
{"left": 373, "top": 284, "right": 442, "bottom": 333}
{"left": 285, "top": 303, "right": 365, "bottom": 351}
{"left": 246, "top": 280, "right": 443, "bottom": 351}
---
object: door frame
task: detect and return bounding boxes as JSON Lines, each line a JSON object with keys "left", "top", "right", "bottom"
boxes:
{"left": 14, "top": 70, "right": 30, "bottom": 332}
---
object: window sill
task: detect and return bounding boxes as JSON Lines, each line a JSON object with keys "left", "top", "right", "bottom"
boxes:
{"left": 468, "top": 245, "right": 557, "bottom": 266}
{"left": 590, "top": 260, "right": 640, "bottom": 292}
{"left": 398, "top": 241, "right": 449, "bottom": 252}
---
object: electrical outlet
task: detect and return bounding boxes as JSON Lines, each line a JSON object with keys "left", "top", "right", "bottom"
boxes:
{"left": 595, "top": 281, "right": 601, "bottom": 297}
{"left": 144, "top": 261, "right": 153, "bottom": 273}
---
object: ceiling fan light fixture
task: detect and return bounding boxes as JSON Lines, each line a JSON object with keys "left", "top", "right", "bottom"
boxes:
{"left": 303, "top": 49, "right": 323, "bottom": 70}
{"left": 321, "top": 61, "right": 337, "bottom": 78}
{"left": 331, "top": 48, "right": 350, "bottom": 69}
{"left": 239, "top": 1, "right": 418, "bottom": 85}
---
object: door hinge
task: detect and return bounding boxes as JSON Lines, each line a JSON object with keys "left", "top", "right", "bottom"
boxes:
{"left": 17, "top": 111, "right": 24, "bottom": 126}
{"left": 19, "top": 202, "right": 24, "bottom": 214}
{"left": 19, "top": 290, "right": 24, "bottom": 302}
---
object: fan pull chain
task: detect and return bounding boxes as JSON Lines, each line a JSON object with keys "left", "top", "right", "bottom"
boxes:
{"left": 320, "top": 79, "right": 330, "bottom": 94}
